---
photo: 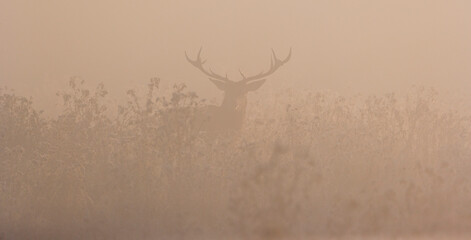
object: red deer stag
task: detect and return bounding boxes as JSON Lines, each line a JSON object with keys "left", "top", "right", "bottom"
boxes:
{"left": 185, "top": 48, "right": 291, "bottom": 135}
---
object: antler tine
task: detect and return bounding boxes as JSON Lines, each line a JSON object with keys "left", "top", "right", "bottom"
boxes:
{"left": 184, "top": 51, "right": 193, "bottom": 64}
{"left": 185, "top": 47, "right": 232, "bottom": 82}
{"left": 283, "top": 48, "right": 292, "bottom": 63}
{"left": 197, "top": 47, "right": 203, "bottom": 60}
{"left": 208, "top": 68, "right": 220, "bottom": 78}
{"left": 239, "top": 69, "right": 246, "bottom": 79}
{"left": 272, "top": 47, "right": 292, "bottom": 65}
{"left": 271, "top": 48, "right": 278, "bottom": 64}
{"left": 241, "top": 48, "right": 292, "bottom": 83}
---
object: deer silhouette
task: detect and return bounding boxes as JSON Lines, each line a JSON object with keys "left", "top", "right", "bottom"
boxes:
{"left": 185, "top": 47, "right": 291, "bottom": 135}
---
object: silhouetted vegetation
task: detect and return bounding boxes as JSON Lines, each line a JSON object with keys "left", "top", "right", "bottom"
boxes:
{"left": 1, "top": 79, "right": 470, "bottom": 239}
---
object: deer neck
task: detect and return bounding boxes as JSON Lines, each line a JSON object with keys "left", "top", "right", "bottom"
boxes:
{"left": 219, "top": 94, "right": 247, "bottom": 127}
{"left": 221, "top": 94, "right": 247, "bottom": 111}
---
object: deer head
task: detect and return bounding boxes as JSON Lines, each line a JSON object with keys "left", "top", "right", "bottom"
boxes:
{"left": 185, "top": 47, "right": 291, "bottom": 130}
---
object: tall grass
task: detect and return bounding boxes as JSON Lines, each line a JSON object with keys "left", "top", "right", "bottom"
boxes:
{"left": 1, "top": 79, "right": 470, "bottom": 239}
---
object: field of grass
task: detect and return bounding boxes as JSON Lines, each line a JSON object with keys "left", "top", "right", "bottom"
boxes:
{"left": 1, "top": 79, "right": 470, "bottom": 239}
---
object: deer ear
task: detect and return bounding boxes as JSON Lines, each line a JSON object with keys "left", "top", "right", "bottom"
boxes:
{"left": 209, "top": 79, "right": 228, "bottom": 91}
{"left": 245, "top": 79, "right": 266, "bottom": 92}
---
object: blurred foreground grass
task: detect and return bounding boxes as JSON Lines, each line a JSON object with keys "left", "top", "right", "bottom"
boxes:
{"left": 1, "top": 79, "right": 470, "bottom": 240}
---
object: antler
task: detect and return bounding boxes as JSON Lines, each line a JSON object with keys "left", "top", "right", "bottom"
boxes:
{"left": 185, "top": 47, "right": 232, "bottom": 82}
{"left": 239, "top": 48, "right": 292, "bottom": 83}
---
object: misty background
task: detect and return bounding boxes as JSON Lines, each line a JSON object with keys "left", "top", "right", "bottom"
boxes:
{"left": 2, "top": 1, "right": 471, "bottom": 239}
{"left": 1, "top": 0, "right": 470, "bottom": 114}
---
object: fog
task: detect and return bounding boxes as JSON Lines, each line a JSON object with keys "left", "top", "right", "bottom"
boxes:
{"left": 1, "top": 1, "right": 470, "bottom": 113}
{"left": 1, "top": 1, "right": 471, "bottom": 239}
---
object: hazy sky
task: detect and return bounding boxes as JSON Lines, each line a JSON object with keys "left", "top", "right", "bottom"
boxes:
{"left": 1, "top": 0, "right": 470, "bottom": 111}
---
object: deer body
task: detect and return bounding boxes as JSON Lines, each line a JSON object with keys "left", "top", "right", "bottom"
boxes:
{"left": 186, "top": 48, "right": 291, "bottom": 135}
{"left": 192, "top": 98, "right": 246, "bottom": 136}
